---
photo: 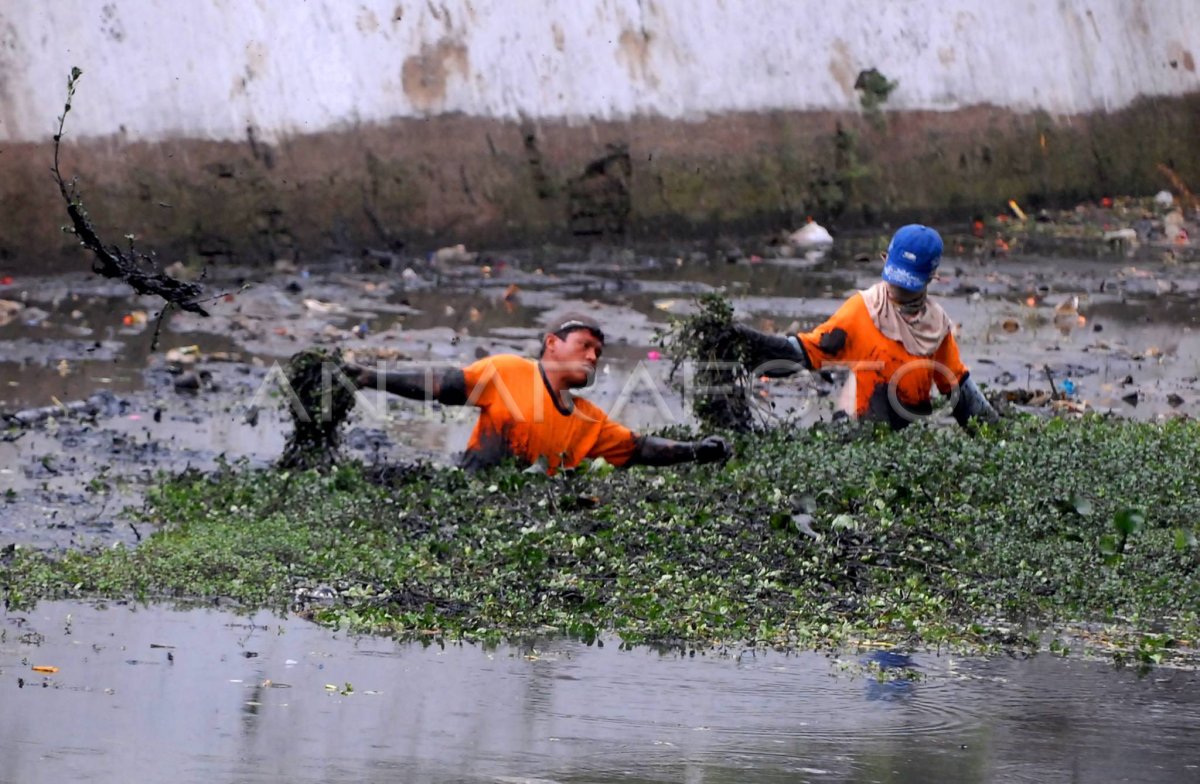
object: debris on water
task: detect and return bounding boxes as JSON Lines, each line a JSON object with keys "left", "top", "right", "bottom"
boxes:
{"left": 432, "top": 244, "right": 477, "bottom": 265}
{"left": 173, "top": 371, "right": 205, "bottom": 393}
{"left": 0, "top": 299, "right": 23, "bottom": 326}
{"left": 1164, "top": 210, "right": 1189, "bottom": 244}
{"left": 165, "top": 345, "right": 201, "bottom": 365}
{"left": 1103, "top": 228, "right": 1139, "bottom": 249}
{"left": 3, "top": 391, "right": 121, "bottom": 427}
{"left": 278, "top": 347, "right": 357, "bottom": 472}
{"left": 787, "top": 219, "right": 834, "bottom": 250}
{"left": 303, "top": 298, "right": 346, "bottom": 315}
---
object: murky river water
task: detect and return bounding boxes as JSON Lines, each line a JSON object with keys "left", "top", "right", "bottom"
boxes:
{"left": 2, "top": 602, "right": 1198, "bottom": 784}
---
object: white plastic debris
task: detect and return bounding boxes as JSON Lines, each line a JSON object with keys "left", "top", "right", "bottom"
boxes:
{"left": 788, "top": 221, "right": 834, "bottom": 249}
{"left": 1164, "top": 210, "right": 1187, "bottom": 243}
{"left": 1103, "top": 228, "right": 1138, "bottom": 247}
{"left": 432, "top": 244, "right": 478, "bottom": 265}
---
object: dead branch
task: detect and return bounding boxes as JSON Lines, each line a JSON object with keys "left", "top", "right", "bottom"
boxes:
{"left": 51, "top": 67, "right": 209, "bottom": 317}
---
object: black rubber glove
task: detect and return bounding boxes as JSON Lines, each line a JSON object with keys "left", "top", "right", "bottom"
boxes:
{"left": 733, "top": 325, "right": 810, "bottom": 377}
{"left": 952, "top": 374, "right": 1000, "bottom": 428}
{"left": 631, "top": 435, "right": 731, "bottom": 466}
{"left": 692, "top": 435, "right": 732, "bottom": 464}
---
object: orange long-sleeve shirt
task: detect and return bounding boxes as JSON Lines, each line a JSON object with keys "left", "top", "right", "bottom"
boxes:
{"left": 459, "top": 354, "right": 638, "bottom": 473}
{"left": 796, "top": 293, "right": 967, "bottom": 423}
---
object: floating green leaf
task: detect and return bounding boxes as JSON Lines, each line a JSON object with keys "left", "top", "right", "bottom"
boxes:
{"left": 1113, "top": 508, "right": 1145, "bottom": 538}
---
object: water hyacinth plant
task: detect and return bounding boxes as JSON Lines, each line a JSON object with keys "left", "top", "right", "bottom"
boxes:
{"left": 3, "top": 415, "right": 1199, "bottom": 666}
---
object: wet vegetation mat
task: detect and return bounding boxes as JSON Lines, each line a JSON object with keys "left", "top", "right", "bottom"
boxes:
{"left": 655, "top": 292, "right": 757, "bottom": 431}
{"left": 277, "top": 347, "right": 356, "bottom": 472}
{"left": 3, "top": 416, "right": 1199, "bottom": 667}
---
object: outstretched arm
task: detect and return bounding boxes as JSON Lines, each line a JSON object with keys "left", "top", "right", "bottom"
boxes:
{"left": 350, "top": 364, "right": 471, "bottom": 406}
{"left": 628, "top": 434, "right": 731, "bottom": 466}
{"left": 733, "top": 325, "right": 811, "bottom": 378}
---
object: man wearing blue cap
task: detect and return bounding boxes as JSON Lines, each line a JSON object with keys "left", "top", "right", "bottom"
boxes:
{"left": 736, "top": 224, "right": 997, "bottom": 429}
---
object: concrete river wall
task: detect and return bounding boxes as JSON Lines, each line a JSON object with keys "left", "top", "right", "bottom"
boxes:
{"left": 1, "top": 0, "right": 1197, "bottom": 269}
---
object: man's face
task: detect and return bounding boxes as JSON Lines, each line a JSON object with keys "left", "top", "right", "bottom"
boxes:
{"left": 543, "top": 329, "right": 604, "bottom": 387}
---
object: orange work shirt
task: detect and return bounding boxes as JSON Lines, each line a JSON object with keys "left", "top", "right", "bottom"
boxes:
{"left": 795, "top": 293, "right": 968, "bottom": 421}
{"left": 459, "top": 354, "right": 638, "bottom": 473}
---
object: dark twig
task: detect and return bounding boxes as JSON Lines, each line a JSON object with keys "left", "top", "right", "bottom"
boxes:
{"left": 1043, "top": 365, "right": 1060, "bottom": 400}
{"left": 148, "top": 301, "right": 175, "bottom": 352}
{"left": 50, "top": 67, "right": 209, "bottom": 317}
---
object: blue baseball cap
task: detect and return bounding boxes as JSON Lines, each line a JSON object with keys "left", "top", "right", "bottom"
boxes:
{"left": 882, "top": 224, "right": 943, "bottom": 291}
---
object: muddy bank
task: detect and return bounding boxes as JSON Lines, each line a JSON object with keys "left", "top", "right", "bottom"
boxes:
{"left": 4, "top": 94, "right": 1199, "bottom": 272}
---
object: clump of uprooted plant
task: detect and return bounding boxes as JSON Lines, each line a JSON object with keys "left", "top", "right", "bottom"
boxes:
{"left": 277, "top": 347, "right": 357, "bottom": 472}
{"left": 4, "top": 414, "right": 1200, "bottom": 666}
{"left": 654, "top": 292, "right": 759, "bottom": 431}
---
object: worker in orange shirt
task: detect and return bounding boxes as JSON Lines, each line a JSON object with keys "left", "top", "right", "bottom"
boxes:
{"left": 736, "top": 224, "right": 997, "bottom": 429}
{"left": 348, "top": 314, "right": 731, "bottom": 473}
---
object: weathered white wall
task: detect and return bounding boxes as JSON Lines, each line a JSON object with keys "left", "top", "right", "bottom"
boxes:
{"left": 1, "top": 0, "right": 1197, "bottom": 142}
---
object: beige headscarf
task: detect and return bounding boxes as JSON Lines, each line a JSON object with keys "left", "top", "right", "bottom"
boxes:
{"left": 860, "top": 281, "right": 952, "bottom": 357}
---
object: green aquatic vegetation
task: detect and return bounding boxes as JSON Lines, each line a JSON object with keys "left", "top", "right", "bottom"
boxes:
{"left": 654, "top": 293, "right": 757, "bottom": 432}
{"left": 3, "top": 416, "right": 1200, "bottom": 665}
{"left": 277, "top": 348, "right": 356, "bottom": 472}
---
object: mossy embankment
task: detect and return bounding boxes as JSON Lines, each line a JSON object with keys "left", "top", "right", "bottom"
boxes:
{"left": 3, "top": 416, "right": 1199, "bottom": 665}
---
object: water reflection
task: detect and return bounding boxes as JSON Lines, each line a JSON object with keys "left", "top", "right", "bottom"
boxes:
{"left": 862, "top": 649, "right": 916, "bottom": 703}
{"left": 2, "top": 602, "right": 1198, "bottom": 784}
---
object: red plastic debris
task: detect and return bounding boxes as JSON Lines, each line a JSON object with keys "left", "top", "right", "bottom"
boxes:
{"left": 1100, "top": 197, "right": 1114, "bottom": 208}
{"left": 0, "top": 276, "right": 12, "bottom": 286}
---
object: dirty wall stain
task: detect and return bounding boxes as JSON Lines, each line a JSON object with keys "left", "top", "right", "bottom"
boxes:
{"left": 402, "top": 37, "right": 470, "bottom": 111}
{"left": 618, "top": 28, "right": 657, "bottom": 86}
{"left": 828, "top": 39, "right": 857, "bottom": 101}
